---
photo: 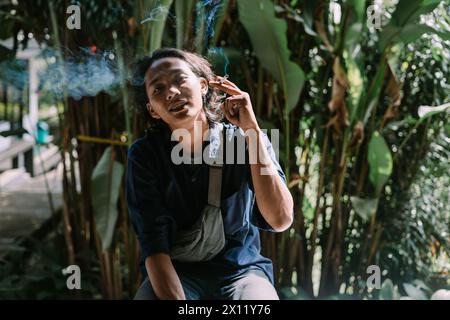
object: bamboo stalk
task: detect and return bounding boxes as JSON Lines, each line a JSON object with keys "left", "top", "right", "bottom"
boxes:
{"left": 94, "top": 230, "right": 108, "bottom": 298}
{"left": 320, "top": 133, "right": 349, "bottom": 296}
{"left": 288, "top": 134, "right": 311, "bottom": 286}
{"left": 114, "top": 245, "right": 122, "bottom": 299}
{"left": 306, "top": 127, "right": 330, "bottom": 294}
{"left": 113, "top": 31, "right": 132, "bottom": 147}
{"left": 76, "top": 135, "right": 128, "bottom": 146}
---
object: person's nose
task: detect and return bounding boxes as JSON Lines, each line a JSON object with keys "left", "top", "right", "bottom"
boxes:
{"left": 166, "top": 85, "right": 181, "bottom": 101}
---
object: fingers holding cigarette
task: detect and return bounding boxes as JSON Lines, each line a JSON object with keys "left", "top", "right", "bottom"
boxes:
{"left": 209, "top": 74, "right": 242, "bottom": 95}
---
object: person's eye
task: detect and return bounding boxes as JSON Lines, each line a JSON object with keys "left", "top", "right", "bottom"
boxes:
{"left": 176, "top": 76, "right": 188, "bottom": 84}
{"left": 152, "top": 86, "right": 163, "bottom": 95}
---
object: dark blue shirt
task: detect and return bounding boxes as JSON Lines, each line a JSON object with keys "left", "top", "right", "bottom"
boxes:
{"left": 126, "top": 123, "right": 287, "bottom": 285}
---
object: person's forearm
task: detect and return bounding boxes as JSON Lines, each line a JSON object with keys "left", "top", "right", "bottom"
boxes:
{"left": 246, "top": 128, "right": 294, "bottom": 231}
{"left": 145, "top": 253, "right": 186, "bottom": 300}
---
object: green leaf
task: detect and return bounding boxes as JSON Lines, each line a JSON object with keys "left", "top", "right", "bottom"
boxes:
{"left": 379, "top": 25, "right": 402, "bottom": 51}
{"left": 379, "top": 279, "right": 395, "bottom": 300}
{"left": 368, "top": 131, "right": 393, "bottom": 195}
{"left": 361, "top": 61, "right": 388, "bottom": 124}
{"left": 345, "top": 22, "right": 363, "bottom": 52}
{"left": 400, "top": 24, "right": 450, "bottom": 44}
{"left": 344, "top": 0, "right": 365, "bottom": 53}
{"left": 175, "top": 0, "right": 196, "bottom": 49}
{"left": 390, "top": 0, "right": 441, "bottom": 27}
{"left": 302, "top": 196, "right": 314, "bottom": 220}
{"left": 345, "top": 52, "right": 363, "bottom": 123}
{"left": 237, "top": 0, "right": 305, "bottom": 112}
{"left": 399, "top": 24, "right": 433, "bottom": 43}
{"left": 382, "top": 116, "right": 418, "bottom": 132}
{"left": 297, "top": 0, "right": 317, "bottom": 36}
{"left": 91, "top": 147, "right": 124, "bottom": 251}
{"left": 379, "top": 0, "right": 443, "bottom": 50}
{"left": 403, "top": 283, "right": 428, "bottom": 300}
{"left": 350, "top": 196, "right": 379, "bottom": 222}
{"left": 347, "top": 0, "right": 365, "bottom": 21}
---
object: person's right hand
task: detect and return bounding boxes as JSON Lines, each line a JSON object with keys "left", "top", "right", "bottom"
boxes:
{"left": 209, "top": 76, "right": 260, "bottom": 133}
{"left": 145, "top": 253, "right": 186, "bottom": 300}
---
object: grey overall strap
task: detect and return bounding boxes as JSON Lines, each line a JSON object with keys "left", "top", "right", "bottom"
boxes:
{"left": 208, "top": 165, "right": 222, "bottom": 208}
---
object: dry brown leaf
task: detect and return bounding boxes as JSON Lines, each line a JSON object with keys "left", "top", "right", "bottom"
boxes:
{"left": 327, "top": 58, "right": 350, "bottom": 137}
{"left": 314, "top": 5, "right": 334, "bottom": 52}
{"left": 381, "top": 63, "right": 402, "bottom": 127}
{"left": 329, "top": 58, "right": 349, "bottom": 112}
{"left": 350, "top": 121, "right": 364, "bottom": 147}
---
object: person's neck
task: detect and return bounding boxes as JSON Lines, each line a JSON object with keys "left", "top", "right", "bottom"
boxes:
{"left": 187, "top": 119, "right": 208, "bottom": 156}
{"left": 171, "top": 114, "right": 209, "bottom": 157}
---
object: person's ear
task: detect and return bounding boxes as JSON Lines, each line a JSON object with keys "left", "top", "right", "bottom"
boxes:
{"left": 146, "top": 102, "right": 161, "bottom": 119}
{"left": 200, "top": 77, "right": 208, "bottom": 96}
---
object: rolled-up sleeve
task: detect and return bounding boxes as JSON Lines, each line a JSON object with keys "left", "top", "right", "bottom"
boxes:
{"left": 126, "top": 143, "right": 176, "bottom": 259}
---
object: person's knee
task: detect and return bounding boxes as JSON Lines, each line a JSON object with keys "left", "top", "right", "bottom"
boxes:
{"left": 232, "top": 272, "right": 279, "bottom": 300}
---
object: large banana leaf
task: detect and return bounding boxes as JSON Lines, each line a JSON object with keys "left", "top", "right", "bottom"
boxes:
{"left": 296, "top": 0, "right": 317, "bottom": 36}
{"left": 368, "top": 131, "right": 393, "bottom": 195}
{"left": 175, "top": 0, "right": 196, "bottom": 49}
{"left": 379, "top": 0, "right": 445, "bottom": 51}
{"left": 91, "top": 147, "right": 124, "bottom": 251}
{"left": 237, "top": 0, "right": 304, "bottom": 112}
{"left": 350, "top": 196, "right": 379, "bottom": 222}
{"left": 343, "top": 0, "right": 367, "bottom": 53}
{"left": 390, "top": 0, "right": 441, "bottom": 27}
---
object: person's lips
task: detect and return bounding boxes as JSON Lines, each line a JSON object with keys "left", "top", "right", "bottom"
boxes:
{"left": 169, "top": 100, "right": 188, "bottom": 112}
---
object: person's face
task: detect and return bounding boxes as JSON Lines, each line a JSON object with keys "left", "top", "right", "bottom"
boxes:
{"left": 144, "top": 57, "right": 208, "bottom": 130}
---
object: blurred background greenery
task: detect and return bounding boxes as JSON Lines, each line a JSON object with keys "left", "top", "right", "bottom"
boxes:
{"left": 0, "top": 0, "right": 448, "bottom": 299}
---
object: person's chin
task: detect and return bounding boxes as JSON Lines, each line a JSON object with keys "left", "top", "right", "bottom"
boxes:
{"left": 167, "top": 105, "right": 205, "bottom": 128}
{"left": 177, "top": 107, "right": 204, "bottom": 122}
{"left": 167, "top": 109, "right": 193, "bottom": 128}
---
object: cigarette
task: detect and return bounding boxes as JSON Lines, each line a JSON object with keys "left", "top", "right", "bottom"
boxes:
{"left": 219, "top": 74, "right": 229, "bottom": 84}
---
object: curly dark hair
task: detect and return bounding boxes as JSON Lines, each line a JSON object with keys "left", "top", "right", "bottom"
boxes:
{"left": 131, "top": 48, "right": 224, "bottom": 128}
